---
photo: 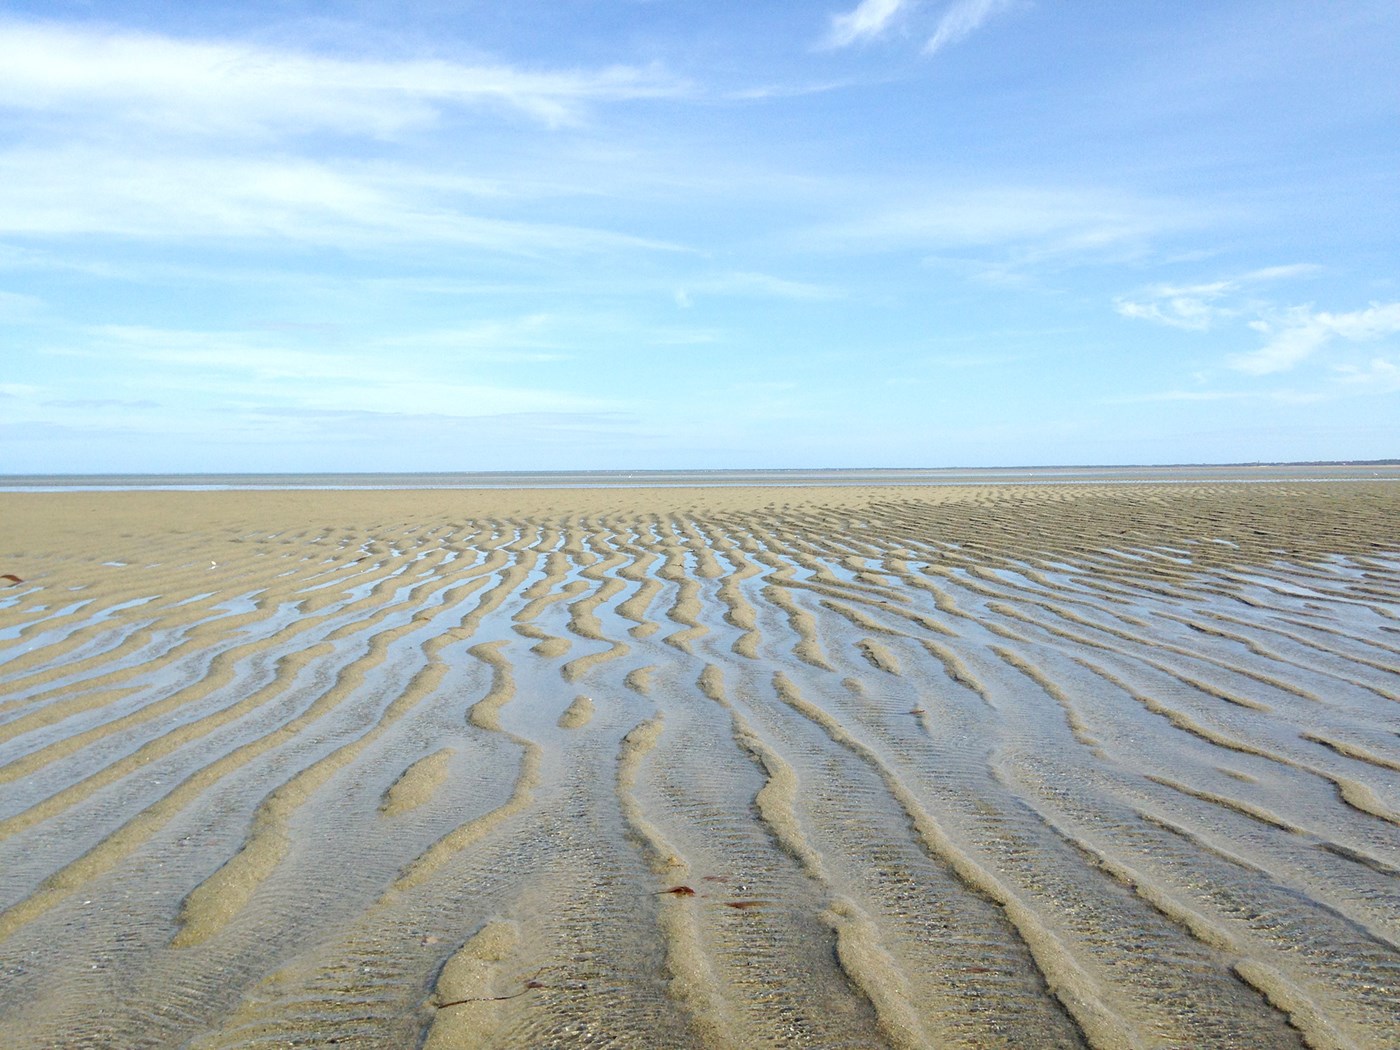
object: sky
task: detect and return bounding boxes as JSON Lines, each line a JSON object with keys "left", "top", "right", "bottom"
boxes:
{"left": 2, "top": 0, "right": 1398, "bottom": 473}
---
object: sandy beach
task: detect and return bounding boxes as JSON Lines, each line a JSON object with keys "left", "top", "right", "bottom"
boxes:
{"left": 1, "top": 479, "right": 1398, "bottom": 1048}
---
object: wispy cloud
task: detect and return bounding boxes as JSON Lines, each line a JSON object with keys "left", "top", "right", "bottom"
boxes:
{"left": 1103, "top": 388, "right": 1325, "bottom": 405}
{"left": 822, "top": 0, "right": 1019, "bottom": 55}
{"left": 0, "top": 147, "right": 682, "bottom": 255}
{"left": 1115, "top": 265, "right": 1320, "bottom": 331}
{"left": 925, "top": 0, "right": 1017, "bottom": 55}
{"left": 824, "top": 0, "right": 912, "bottom": 49}
{"left": 1118, "top": 267, "right": 1400, "bottom": 379}
{"left": 725, "top": 78, "right": 866, "bottom": 101}
{"left": 40, "top": 323, "right": 611, "bottom": 420}
{"left": 796, "top": 185, "right": 1191, "bottom": 267}
{"left": 1230, "top": 302, "right": 1400, "bottom": 375}
{"left": 1334, "top": 356, "right": 1400, "bottom": 394}
{"left": 373, "top": 318, "right": 569, "bottom": 359}
{"left": 0, "top": 19, "right": 682, "bottom": 135}
{"left": 86, "top": 322, "right": 570, "bottom": 372}
{"left": 44, "top": 397, "right": 161, "bottom": 409}
{"left": 0, "top": 19, "right": 697, "bottom": 258}
{"left": 674, "top": 271, "right": 838, "bottom": 306}
{"left": 1107, "top": 372, "right": 1395, "bottom": 407}
{"left": 1115, "top": 280, "right": 1240, "bottom": 330}
{"left": 0, "top": 290, "right": 44, "bottom": 320}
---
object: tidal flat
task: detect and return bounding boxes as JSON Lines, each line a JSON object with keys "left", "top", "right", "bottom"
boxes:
{"left": 1, "top": 480, "right": 1398, "bottom": 1048}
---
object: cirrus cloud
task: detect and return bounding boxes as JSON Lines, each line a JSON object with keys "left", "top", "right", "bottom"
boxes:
{"left": 1231, "top": 302, "right": 1400, "bottom": 375}
{"left": 0, "top": 19, "right": 684, "bottom": 136}
{"left": 822, "top": 0, "right": 1019, "bottom": 54}
{"left": 926, "top": 0, "right": 1017, "bottom": 55}
{"left": 1114, "top": 264, "right": 1320, "bottom": 331}
{"left": 824, "top": 0, "right": 912, "bottom": 49}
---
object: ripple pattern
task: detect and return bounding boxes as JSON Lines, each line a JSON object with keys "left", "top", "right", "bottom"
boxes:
{"left": 1, "top": 482, "right": 1398, "bottom": 1048}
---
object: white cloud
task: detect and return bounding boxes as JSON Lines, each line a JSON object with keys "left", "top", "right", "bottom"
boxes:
{"left": 1229, "top": 302, "right": 1400, "bottom": 375}
{"left": 0, "top": 147, "right": 680, "bottom": 255}
{"left": 0, "top": 20, "right": 858, "bottom": 268}
{"left": 62, "top": 324, "right": 606, "bottom": 418}
{"left": 87, "top": 321, "right": 568, "bottom": 372}
{"left": 1105, "top": 389, "right": 1255, "bottom": 404}
{"left": 823, "top": 0, "right": 1019, "bottom": 55}
{"left": 1118, "top": 268, "right": 1400, "bottom": 380}
{"left": 0, "top": 290, "right": 45, "bottom": 320}
{"left": 0, "top": 22, "right": 692, "bottom": 258}
{"left": 373, "top": 318, "right": 568, "bottom": 360}
{"left": 1115, "top": 285, "right": 1234, "bottom": 330}
{"left": 925, "top": 0, "right": 1016, "bottom": 55}
{"left": 726, "top": 78, "right": 861, "bottom": 101}
{"left": 1334, "top": 356, "right": 1400, "bottom": 393}
{"left": 0, "top": 19, "right": 682, "bottom": 135}
{"left": 676, "top": 271, "right": 837, "bottom": 302}
{"left": 799, "top": 185, "right": 1188, "bottom": 263}
{"left": 1104, "top": 387, "right": 1333, "bottom": 406}
{"left": 825, "top": 0, "right": 912, "bottom": 49}
{"left": 1116, "top": 264, "right": 1320, "bottom": 331}
{"left": 1239, "top": 264, "right": 1323, "bottom": 283}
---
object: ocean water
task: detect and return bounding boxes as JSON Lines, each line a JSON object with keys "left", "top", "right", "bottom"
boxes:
{"left": 3, "top": 463, "right": 1398, "bottom": 491}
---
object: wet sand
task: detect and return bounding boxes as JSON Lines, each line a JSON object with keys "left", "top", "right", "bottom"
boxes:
{"left": 1, "top": 481, "right": 1398, "bottom": 1048}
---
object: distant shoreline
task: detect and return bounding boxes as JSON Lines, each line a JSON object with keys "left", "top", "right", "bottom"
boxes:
{"left": 4, "top": 461, "right": 1399, "bottom": 492}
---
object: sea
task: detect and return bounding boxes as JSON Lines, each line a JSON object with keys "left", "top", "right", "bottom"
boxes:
{"left": 1, "top": 463, "right": 1398, "bottom": 492}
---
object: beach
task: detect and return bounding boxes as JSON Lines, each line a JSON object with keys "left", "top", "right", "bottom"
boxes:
{"left": 1, "top": 478, "right": 1398, "bottom": 1048}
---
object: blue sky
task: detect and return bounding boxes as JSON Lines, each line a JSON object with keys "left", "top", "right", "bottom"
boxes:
{"left": 2, "top": 0, "right": 1397, "bottom": 473}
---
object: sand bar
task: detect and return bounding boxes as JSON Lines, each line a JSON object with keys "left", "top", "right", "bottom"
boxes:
{"left": 1, "top": 480, "right": 1398, "bottom": 1048}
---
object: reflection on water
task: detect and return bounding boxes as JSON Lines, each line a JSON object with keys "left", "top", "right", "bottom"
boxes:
{"left": 1, "top": 482, "right": 1398, "bottom": 1048}
{"left": 3, "top": 462, "right": 1400, "bottom": 491}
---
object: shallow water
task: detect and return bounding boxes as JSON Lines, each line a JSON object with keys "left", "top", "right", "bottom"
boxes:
{"left": 3, "top": 462, "right": 1399, "bottom": 491}
{"left": 1, "top": 483, "right": 1398, "bottom": 1048}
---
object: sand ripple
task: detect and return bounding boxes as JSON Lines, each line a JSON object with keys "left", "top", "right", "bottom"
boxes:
{"left": 1, "top": 482, "right": 1398, "bottom": 1048}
